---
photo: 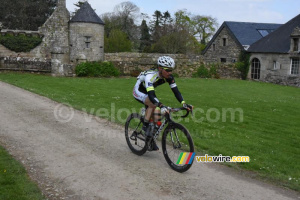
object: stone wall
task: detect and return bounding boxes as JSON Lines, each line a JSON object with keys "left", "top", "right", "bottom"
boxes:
{"left": 0, "top": 56, "right": 51, "bottom": 72}
{"left": 0, "top": 0, "right": 73, "bottom": 76}
{"left": 105, "top": 52, "right": 241, "bottom": 78}
{"left": 264, "top": 72, "right": 300, "bottom": 87}
{"left": 105, "top": 53, "right": 202, "bottom": 77}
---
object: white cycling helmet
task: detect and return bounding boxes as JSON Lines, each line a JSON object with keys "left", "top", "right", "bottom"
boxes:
{"left": 157, "top": 56, "right": 175, "bottom": 69}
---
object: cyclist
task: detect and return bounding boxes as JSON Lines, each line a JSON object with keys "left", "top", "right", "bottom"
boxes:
{"left": 132, "top": 56, "right": 192, "bottom": 151}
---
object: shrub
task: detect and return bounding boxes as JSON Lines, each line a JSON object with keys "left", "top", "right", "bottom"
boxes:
{"left": 0, "top": 34, "right": 42, "bottom": 52}
{"left": 193, "top": 64, "right": 220, "bottom": 79}
{"left": 193, "top": 64, "right": 212, "bottom": 78}
{"left": 75, "top": 61, "right": 120, "bottom": 77}
{"left": 209, "top": 64, "right": 218, "bottom": 78}
{"left": 193, "top": 64, "right": 210, "bottom": 78}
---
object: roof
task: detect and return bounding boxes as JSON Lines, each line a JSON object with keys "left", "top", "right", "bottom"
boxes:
{"left": 70, "top": 2, "right": 105, "bottom": 25}
{"left": 248, "top": 14, "right": 300, "bottom": 53}
{"left": 202, "top": 21, "right": 281, "bottom": 54}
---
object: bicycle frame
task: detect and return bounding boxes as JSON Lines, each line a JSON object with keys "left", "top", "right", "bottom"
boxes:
{"left": 152, "top": 108, "right": 186, "bottom": 140}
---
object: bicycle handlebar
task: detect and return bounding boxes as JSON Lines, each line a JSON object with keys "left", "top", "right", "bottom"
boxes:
{"left": 167, "top": 107, "right": 192, "bottom": 118}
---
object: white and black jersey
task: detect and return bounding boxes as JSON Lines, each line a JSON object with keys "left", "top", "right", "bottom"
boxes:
{"left": 133, "top": 68, "right": 184, "bottom": 107}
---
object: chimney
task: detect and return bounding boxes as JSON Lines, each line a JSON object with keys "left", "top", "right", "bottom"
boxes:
{"left": 58, "top": 0, "right": 66, "bottom": 8}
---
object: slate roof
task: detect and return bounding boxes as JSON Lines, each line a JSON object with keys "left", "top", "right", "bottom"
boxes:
{"left": 248, "top": 14, "right": 300, "bottom": 53}
{"left": 202, "top": 21, "right": 282, "bottom": 54}
{"left": 70, "top": 2, "right": 105, "bottom": 25}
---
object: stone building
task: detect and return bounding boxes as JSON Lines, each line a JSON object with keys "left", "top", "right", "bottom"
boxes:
{"left": 0, "top": 0, "right": 105, "bottom": 76}
{"left": 69, "top": 2, "right": 105, "bottom": 64}
{"left": 248, "top": 14, "right": 300, "bottom": 86}
{"left": 202, "top": 22, "right": 281, "bottom": 64}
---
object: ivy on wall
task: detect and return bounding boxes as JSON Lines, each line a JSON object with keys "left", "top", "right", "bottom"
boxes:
{"left": 236, "top": 51, "right": 250, "bottom": 80}
{"left": 0, "top": 34, "right": 43, "bottom": 52}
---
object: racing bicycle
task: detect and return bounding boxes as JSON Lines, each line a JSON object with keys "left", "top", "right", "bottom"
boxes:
{"left": 125, "top": 107, "right": 194, "bottom": 173}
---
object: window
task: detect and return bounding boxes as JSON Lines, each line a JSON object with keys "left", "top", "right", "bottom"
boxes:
{"left": 213, "top": 43, "right": 216, "bottom": 51}
{"left": 221, "top": 58, "right": 226, "bottom": 63}
{"left": 251, "top": 58, "right": 261, "bottom": 79}
{"left": 85, "top": 36, "right": 91, "bottom": 48}
{"left": 222, "top": 38, "right": 226, "bottom": 46}
{"left": 273, "top": 61, "right": 280, "bottom": 70}
{"left": 257, "top": 29, "right": 275, "bottom": 37}
{"left": 291, "top": 58, "right": 299, "bottom": 75}
{"left": 293, "top": 38, "right": 299, "bottom": 51}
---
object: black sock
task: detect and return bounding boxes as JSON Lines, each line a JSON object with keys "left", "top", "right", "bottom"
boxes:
{"left": 143, "top": 121, "right": 149, "bottom": 127}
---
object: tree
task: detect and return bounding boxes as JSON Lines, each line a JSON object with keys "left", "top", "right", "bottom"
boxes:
{"left": 105, "top": 29, "right": 132, "bottom": 53}
{"left": 113, "top": 1, "right": 140, "bottom": 41}
{"left": 174, "top": 9, "right": 193, "bottom": 32}
{"left": 0, "top": 0, "right": 57, "bottom": 30}
{"left": 150, "top": 10, "right": 163, "bottom": 43}
{"left": 191, "top": 15, "right": 218, "bottom": 44}
{"left": 151, "top": 30, "right": 200, "bottom": 54}
{"left": 71, "top": 0, "right": 87, "bottom": 17}
{"left": 101, "top": 12, "right": 122, "bottom": 37}
{"left": 139, "top": 19, "right": 151, "bottom": 52}
{"left": 149, "top": 9, "right": 204, "bottom": 54}
{"left": 74, "top": 0, "right": 87, "bottom": 8}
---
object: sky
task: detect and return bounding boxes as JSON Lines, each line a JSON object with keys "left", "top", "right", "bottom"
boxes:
{"left": 66, "top": 0, "right": 300, "bottom": 26}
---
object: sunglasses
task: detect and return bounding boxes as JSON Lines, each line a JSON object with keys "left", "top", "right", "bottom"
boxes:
{"left": 163, "top": 68, "right": 173, "bottom": 72}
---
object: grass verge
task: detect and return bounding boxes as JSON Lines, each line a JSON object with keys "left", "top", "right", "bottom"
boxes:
{"left": 0, "top": 146, "right": 44, "bottom": 199}
{"left": 0, "top": 72, "right": 299, "bottom": 191}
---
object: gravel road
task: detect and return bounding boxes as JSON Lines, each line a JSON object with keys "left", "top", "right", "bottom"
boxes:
{"left": 0, "top": 81, "right": 298, "bottom": 200}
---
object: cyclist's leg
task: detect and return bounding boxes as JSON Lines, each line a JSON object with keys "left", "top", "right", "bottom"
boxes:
{"left": 144, "top": 97, "right": 156, "bottom": 122}
{"left": 144, "top": 98, "right": 159, "bottom": 151}
{"left": 133, "top": 86, "right": 151, "bottom": 127}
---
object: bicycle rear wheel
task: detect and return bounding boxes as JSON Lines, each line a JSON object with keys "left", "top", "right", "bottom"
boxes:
{"left": 125, "top": 113, "right": 148, "bottom": 155}
{"left": 162, "top": 123, "right": 194, "bottom": 173}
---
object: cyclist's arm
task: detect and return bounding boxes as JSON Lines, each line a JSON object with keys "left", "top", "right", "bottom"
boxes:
{"left": 167, "top": 76, "right": 184, "bottom": 104}
{"left": 147, "top": 90, "right": 162, "bottom": 107}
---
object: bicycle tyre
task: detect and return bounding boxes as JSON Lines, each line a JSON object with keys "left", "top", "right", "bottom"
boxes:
{"left": 162, "top": 123, "right": 194, "bottom": 173}
{"left": 125, "top": 113, "right": 148, "bottom": 156}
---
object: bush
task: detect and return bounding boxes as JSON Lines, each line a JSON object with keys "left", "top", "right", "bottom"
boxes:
{"left": 193, "top": 64, "right": 211, "bottom": 78}
{"left": 209, "top": 64, "right": 218, "bottom": 78}
{"left": 193, "top": 64, "right": 220, "bottom": 78}
{"left": 75, "top": 61, "right": 120, "bottom": 77}
{"left": 0, "top": 34, "right": 42, "bottom": 52}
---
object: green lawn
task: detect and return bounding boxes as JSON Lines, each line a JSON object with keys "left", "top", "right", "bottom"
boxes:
{"left": 0, "top": 72, "right": 299, "bottom": 192}
{"left": 0, "top": 146, "right": 44, "bottom": 200}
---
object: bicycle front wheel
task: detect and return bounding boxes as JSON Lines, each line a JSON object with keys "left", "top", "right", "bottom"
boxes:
{"left": 162, "top": 123, "right": 194, "bottom": 173}
{"left": 125, "top": 113, "right": 148, "bottom": 156}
